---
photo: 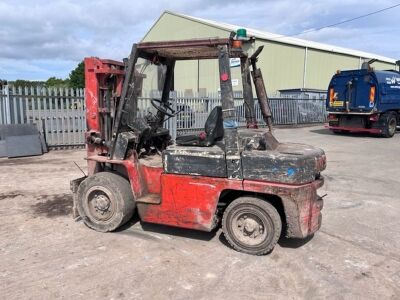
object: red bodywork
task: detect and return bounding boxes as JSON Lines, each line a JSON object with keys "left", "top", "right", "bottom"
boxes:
{"left": 326, "top": 124, "right": 382, "bottom": 134}
{"left": 84, "top": 57, "right": 323, "bottom": 239}
{"left": 86, "top": 151, "right": 323, "bottom": 238}
{"left": 326, "top": 113, "right": 382, "bottom": 134}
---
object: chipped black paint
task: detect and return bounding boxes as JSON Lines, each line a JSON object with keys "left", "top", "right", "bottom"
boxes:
{"left": 163, "top": 145, "right": 227, "bottom": 178}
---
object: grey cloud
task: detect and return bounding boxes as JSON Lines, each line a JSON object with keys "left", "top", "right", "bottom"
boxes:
{"left": 0, "top": 0, "right": 399, "bottom": 80}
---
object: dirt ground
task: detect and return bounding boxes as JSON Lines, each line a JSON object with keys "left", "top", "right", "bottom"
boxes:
{"left": 1, "top": 126, "right": 399, "bottom": 299}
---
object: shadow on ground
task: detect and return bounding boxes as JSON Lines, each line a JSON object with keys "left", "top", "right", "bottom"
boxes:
{"left": 141, "top": 222, "right": 216, "bottom": 241}
{"left": 0, "top": 192, "right": 24, "bottom": 201}
{"left": 310, "top": 128, "right": 386, "bottom": 138}
{"left": 219, "top": 231, "right": 314, "bottom": 253}
{"left": 31, "top": 193, "right": 73, "bottom": 217}
{"left": 278, "top": 234, "right": 314, "bottom": 248}
{"left": 115, "top": 216, "right": 216, "bottom": 242}
{"left": 0, "top": 158, "right": 60, "bottom": 166}
{"left": 119, "top": 218, "right": 316, "bottom": 250}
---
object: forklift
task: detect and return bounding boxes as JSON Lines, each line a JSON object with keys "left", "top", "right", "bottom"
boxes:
{"left": 71, "top": 33, "right": 326, "bottom": 255}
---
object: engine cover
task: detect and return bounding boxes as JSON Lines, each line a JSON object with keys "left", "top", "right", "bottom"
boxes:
{"left": 241, "top": 143, "right": 326, "bottom": 184}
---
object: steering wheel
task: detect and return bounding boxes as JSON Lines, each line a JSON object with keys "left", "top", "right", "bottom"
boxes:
{"left": 151, "top": 98, "right": 176, "bottom": 117}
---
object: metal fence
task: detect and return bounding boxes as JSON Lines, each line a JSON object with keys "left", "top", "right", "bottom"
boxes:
{"left": 0, "top": 86, "right": 327, "bottom": 148}
{"left": 138, "top": 91, "right": 327, "bottom": 139}
{"left": 0, "top": 85, "right": 86, "bottom": 148}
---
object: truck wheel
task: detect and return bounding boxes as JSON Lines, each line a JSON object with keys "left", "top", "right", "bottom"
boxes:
{"left": 77, "top": 172, "right": 135, "bottom": 232}
{"left": 381, "top": 112, "right": 397, "bottom": 138}
{"left": 222, "top": 197, "right": 282, "bottom": 255}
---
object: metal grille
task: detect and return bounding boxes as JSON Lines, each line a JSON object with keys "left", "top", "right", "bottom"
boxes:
{"left": 137, "top": 91, "right": 327, "bottom": 137}
{"left": 0, "top": 86, "right": 327, "bottom": 149}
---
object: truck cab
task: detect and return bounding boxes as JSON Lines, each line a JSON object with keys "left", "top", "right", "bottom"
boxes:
{"left": 326, "top": 68, "right": 400, "bottom": 137}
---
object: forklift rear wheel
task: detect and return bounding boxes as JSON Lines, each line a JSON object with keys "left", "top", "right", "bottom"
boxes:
{"left": 222, "top": 197, "right": 282, "bottom": 255}
{"left": 77, "top": 172, "right": 135, "bottom": 232}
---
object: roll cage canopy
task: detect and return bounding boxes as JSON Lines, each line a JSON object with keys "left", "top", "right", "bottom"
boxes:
{"left": 96, "top": 36, "right": 273, "bottom": 161}
{"left": 136, "top": 38, "right": 248, "bottom": 60}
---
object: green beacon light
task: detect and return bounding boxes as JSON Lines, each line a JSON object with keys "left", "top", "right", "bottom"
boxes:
{"left": 236, "top": 28, "right": 247, "bottom": 40}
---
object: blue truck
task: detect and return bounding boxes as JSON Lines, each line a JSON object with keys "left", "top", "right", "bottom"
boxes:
{"left": 326, "top": 63, "right": 400, "bottom": 137}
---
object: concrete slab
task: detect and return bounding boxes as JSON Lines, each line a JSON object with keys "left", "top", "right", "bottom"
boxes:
{"left": 0, "top": 140, "right": 6, "bottom": 157}
{"left": 5, "top": 135, "right": 43, "bottom": 158}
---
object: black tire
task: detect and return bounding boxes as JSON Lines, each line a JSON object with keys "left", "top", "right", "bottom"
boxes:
{"left": 77, "top": 172, "right": 135, "bottom": 232}
{"left": 381, "top": 112, "right": 397, "bottom": 138}
{"left": 222, "top": 197, "right": 282, "bottom": 255}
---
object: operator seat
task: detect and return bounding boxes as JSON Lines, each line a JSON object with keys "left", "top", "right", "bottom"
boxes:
{"left": 175, "top": 106, "right": 223, "bottom": 146}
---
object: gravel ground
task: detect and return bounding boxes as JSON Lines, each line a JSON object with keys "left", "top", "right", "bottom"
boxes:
{"left": 0, "top": 126, "right": 399, "bottom": 299}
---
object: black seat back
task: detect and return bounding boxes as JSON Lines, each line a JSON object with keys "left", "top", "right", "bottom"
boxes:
{"left": 175, "top": 106, "right": 224, "bottom": 146}
{"left": 204, "top": 106, "right": 224, "bottom": 143}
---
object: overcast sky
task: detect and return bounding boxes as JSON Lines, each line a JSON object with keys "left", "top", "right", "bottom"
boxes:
{"left": 1, "top": 0, "right": 399, "bottom": 81}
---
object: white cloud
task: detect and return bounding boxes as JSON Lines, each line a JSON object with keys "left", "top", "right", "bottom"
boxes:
{"left": 0, "top": 0, "right": 399, "bottom": 80}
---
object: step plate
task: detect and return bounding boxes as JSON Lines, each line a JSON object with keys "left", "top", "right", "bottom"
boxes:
{"left": 136, "top": 193, "right": 161, "bottom": 204}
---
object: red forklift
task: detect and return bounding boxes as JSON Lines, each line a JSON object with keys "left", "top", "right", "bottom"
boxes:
{"left": 71, "top": 34, "right": 326, "bottom": 255}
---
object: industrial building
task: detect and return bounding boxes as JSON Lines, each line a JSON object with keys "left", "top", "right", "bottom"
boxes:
{"left": 142, "top": 11, "right": 397, "bottom": 96}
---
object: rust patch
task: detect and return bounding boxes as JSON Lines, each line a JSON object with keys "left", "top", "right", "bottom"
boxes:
{"left": 31, "top": 194, "right": 73, "bottom": 217}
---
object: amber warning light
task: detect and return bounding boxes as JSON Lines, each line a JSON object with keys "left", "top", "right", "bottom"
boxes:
{"left": 369, "top": 86, "right": 376, "bottom": 102}
{"left": 329, "top": 88, "right": 335, "bottom": 106}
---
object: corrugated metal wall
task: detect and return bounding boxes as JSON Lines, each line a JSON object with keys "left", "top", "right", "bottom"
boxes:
{"left": 143, "top": 12, "right": 229, "bottom": 41}
{"left": 305, "top": 49, "right": 359, "bottom": 89}
{"left": 142, "top": 12, "right": 396, "bottom": 95}
{"left": 255, "top": 40, "right": 305, "bottom": 94}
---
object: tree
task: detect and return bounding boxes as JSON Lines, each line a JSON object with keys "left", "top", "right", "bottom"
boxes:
{"left": 12, "top": 80, "right": 45, "bottom": 88}
{"left": 45, "top": 77, "right": 69, "bottom": 87}
{"left": 69, "top": 61, "right": 85, "bottom": 88}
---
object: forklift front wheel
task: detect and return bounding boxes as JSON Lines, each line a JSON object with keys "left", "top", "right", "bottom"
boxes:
{"left": 77, "top": 172, "right": 136, "bottom": 232}
{"left": 222, "top": 197, "right": 282, "bottom": 255}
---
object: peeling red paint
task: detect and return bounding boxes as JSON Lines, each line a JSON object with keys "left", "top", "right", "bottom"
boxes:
{"left": 87, "top": 153, "right": 323, "bottom": 236}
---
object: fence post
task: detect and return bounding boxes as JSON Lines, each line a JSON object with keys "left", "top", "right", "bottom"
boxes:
{"left": 170, "top": 91, "right": 177, "bottom": 141}
{"left": 0, "top": 86, "right": 2, "bottom": 124}
{"left": 4, "top": 85, "right": 11, "bottom": 124}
